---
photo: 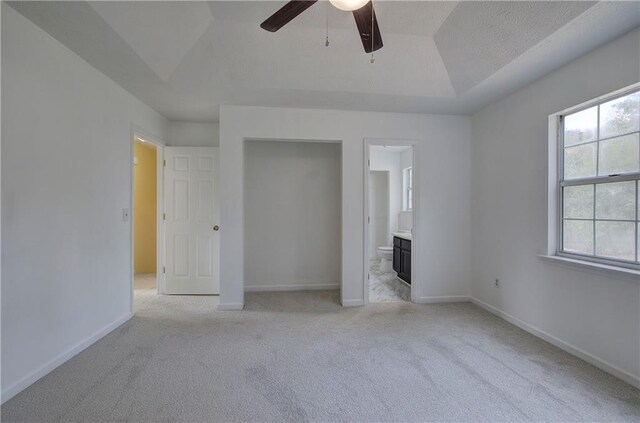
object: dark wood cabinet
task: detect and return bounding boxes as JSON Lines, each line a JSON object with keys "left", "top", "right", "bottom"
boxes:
{"left": 393, "top": 246, "right": 401, "bottom": 272}
{"left": 392, "top": 236, "right": 411, "bottom": 284}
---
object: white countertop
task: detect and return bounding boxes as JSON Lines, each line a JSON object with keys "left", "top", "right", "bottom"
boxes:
{"left": 392, "top": 232, "right": 412, "bottom": 241}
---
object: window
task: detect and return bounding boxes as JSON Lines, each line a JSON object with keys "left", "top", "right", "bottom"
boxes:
{"left": 558, "top": 89, "right": 640, "bottom": 269}
{"left": 404, "top": 167, "right": 413, "bottom": 211}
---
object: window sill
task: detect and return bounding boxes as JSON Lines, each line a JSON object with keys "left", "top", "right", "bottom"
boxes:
{"left": 538, "top": 255, "right": 640, "bottom": 280}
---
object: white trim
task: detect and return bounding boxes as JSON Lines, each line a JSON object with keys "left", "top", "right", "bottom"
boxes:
{"left": 217, "top": 303, "right": 244, "bottom": 311}
{"left": 244, "top": 283, "right": 340, "bottom": 292}
{"left": 363, "top": 142, "right": 370, "bottom": 305}
{"left": 538, "top": 254, "right": 640, "bottom": 279}
{"left": 363, "top": 138, "right": 419, "bottom": 306}
{"left": 471, "top": 297, "right": 640, "bottom": 389}
{"left": 156, "top": 144, "right": 165, "bottom": 295}
{"left": 342, "top": 299, "right": 365, "bottom": 307}
{"left": 547, "top": 115, "right": 560, "bottom": 255}
{"left": 417, "top": 295, "right": 471, "bottom": 304}
{"left": 1, "top": 313, "right": 133, "bottom": 404}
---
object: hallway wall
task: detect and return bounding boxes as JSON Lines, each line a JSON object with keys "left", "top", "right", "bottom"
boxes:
{"left": 133, "top": 143, "right": 157, "bottom": 274}
{"left": 167, "top": 121, "right": 219, "bottom": 147}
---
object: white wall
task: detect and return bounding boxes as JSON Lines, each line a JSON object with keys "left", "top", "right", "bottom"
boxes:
{"left": 167, "top": 121, "right": 218, "bottom": 147}
{"left": 1, "top": 5, "right": 167, "bottom": 401}
{"left": 219, "top": 106, "right": 471, "bottom": 309}
{"left": 471, "top": 28, "right": 640, "bottom": 387}
{"left": 370, "top": 148, "right": 402, "bottom": 245}
{"left": 369, "top": 171, "right": 389, "bottom": 259}
{"left": 244, "top": 141, "right": 341, "bottom": 291}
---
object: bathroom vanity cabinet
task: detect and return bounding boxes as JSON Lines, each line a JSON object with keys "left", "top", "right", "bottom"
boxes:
{"left": 392, "top": 236, "right": 411, "bottom": 284}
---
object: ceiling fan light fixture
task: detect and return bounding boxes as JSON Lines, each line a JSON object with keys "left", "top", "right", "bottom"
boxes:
{"left": 329, "top": 0, "right": 369, "bottom": 12}
{"left": 260, "top": 0, "right": 382, "bottom": 53}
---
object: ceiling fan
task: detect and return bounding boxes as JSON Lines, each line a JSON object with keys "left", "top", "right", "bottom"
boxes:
{"left": 260, "top": 0, "right": 383, "bottom": 53}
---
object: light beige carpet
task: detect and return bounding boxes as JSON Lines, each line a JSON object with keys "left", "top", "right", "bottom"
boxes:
{"left": 2, "top": 288, "right": 639, "bottom": 422}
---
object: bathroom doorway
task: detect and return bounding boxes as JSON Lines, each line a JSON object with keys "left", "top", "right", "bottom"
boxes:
{"left": 364, "top": 142, "right": 416, "bottom": 304}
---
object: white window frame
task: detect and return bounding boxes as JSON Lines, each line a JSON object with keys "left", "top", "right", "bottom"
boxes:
{"left": 549, "top": 83, "right": 640, "bottom": 272}
{"left": 403, "top": 166, "right": 413, "bottom": 211}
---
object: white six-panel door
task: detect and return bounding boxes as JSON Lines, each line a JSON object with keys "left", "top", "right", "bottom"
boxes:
{"left": 164, "top": 147, "right": 219, "bottom": 295}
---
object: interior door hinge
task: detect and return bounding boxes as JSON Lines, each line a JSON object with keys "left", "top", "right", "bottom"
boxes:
{"left": 163, "top": 213, "right": 166, "bottom": 220}
{"left": 163, "top": 266, "right": 166, "bottom": 274}
{"left": 368, "top": 216, "right": 371, "bottom": 223}
{"left": 368, "top": 159, "right": 370, "bottom": 168}
{"left": 163, "top": 159, "right": 166, "bottom": 167}
{"left": 368, "top": 273, "right": 370, "bottom": 280}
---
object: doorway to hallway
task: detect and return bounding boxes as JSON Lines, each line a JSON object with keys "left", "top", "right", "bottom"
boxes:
{"left": 133, "top": 136, "right": 161, "bottom": 294}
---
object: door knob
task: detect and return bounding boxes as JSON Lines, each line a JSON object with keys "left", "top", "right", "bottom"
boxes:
{"left": 213, "top": 225, "right": 219, "bottom": 231}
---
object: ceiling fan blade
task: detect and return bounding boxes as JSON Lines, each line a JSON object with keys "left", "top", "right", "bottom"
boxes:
{"left": 260, "top": 0, "right": 318, "bottom": 32}
{"left": 352, "top": 1, "right": 383, "bottom": 53}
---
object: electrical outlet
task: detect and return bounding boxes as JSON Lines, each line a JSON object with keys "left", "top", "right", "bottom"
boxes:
{"left": 494, "top": 278, "right": 500, "bottom": 288}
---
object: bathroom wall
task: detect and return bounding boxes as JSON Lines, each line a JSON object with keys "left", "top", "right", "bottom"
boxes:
{"left": 133, "top": 142, "right": 157, "bottom": 274}
{"left": 369, "top": 148, "right": 402, "bottom": 239}
{"left": 369, "top": 171, "right": 389, "bottom": 259}
{"left": 244, "top": 140, "right": 341, "bottom": 291}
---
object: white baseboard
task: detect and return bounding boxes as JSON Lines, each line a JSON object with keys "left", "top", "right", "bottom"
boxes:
{"left": 342, "top": 299, "right": 364, "bottom": 307}
{"left": 1, "top": 312, "right": 133, "bottom": 404}
{"left": 244, "top": 283, "right": 339, "bottom": 292}
{"left": 471, "top": 297, "right": 640, "bottom": 389}
{"left": 217, "top": 303, "right": 244, "bottom": 311}
{"left": 417, "top": 295, "right": 471, "bottom": 304}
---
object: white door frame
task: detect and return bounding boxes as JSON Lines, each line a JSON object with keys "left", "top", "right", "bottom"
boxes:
{"left": 130, "top": 126, "right": 165, "bottom": 312}
{"left": 363, "top": 138, "right": 419, "bottom": 305}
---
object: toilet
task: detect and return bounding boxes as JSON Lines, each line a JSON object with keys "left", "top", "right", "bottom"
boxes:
{"left": 377, "top": 246, "right": 393, "bottom": 273}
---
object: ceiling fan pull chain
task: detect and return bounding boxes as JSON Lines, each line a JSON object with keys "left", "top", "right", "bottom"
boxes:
{"left": 325, "top": 0, "right": 330, "bottom": 47}
{"left": 370, "top": 1, "right": 375, "bottom": 63}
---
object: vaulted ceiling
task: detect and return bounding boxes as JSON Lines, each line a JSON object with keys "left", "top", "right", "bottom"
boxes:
{"left": 8, "top": 1, "right": 640, "bottom": 122}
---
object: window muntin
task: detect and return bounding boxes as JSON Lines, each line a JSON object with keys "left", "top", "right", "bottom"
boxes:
{"left": 559, "top": 90, "right": 640, "bottom": 269}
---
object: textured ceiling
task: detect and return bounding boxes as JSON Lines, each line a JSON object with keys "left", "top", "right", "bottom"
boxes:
{"left": 7, "top": 1, "right": 640, "bottom": 122}
{"left": 435, "top": 1, "right": 595, "bottom": 94}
